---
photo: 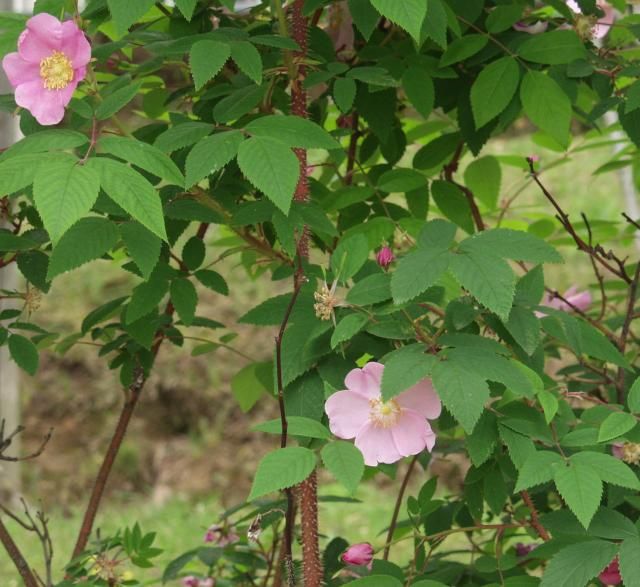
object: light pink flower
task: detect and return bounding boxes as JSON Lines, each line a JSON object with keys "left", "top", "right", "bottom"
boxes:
{"left": 341, "top": 542, "right": 374, "bottom": 567}
{"left": 182, "top": 577, "right": 200, "bottom": 587}
{"left": 545, "top": 285, "right": 592, "bottom": 313}
{"left": 566, "top": 0, "right": 614, "bottom": 39}
{"left": 2, "top": 13, "right": 91, "bottom": 125}
{"left": 599, "top": 557, "right": 622, "bottom": 586}
{"left": 325, "top": 362, "right": 441, "bottom": 466}
{"left": 204, "top": 523, "right": 239, "bottom": 547}
{"left": 513, "top": 20, "right": 549, "bottom": 34}
{"left": 612, "top": 442, "right": 625, "bottom": 459}
{"left": 376, "top": 246, "right": 395, "bottom": 270}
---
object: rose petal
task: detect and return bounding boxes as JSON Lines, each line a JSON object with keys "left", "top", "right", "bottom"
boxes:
{"left": 355, "top": 422, "right": 402, "bottom": 466}
{"left": 15, "top": 79, "right": 73, "bottom": 126}
{"left": 325, "top": 390, "right": 370, "bottom": 439}
{"left": 2, "top": 52, "right": 40, "bottom": 87}
{"left": 344, "top": 362, "right": 384, "bottom": 399}
{"left": 60, "top": 21, "right": 91, "bottom": 68}
{"left": 391, "top": 410, "right": 436, "bottom": 457}
{"left": 18, "top": 14, "right": 64, "bottom": 63}
{"left": 396, "top": 379, "right": 442, "bottom": 420}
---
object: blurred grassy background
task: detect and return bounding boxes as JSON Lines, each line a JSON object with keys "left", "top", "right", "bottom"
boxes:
{"left": 1, "top": 129, "right": 636, "bottom": 584}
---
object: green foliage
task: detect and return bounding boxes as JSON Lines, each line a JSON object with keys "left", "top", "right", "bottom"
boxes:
{"left": 190, "top": 40, "right": 231, "bottom": 91}
{"left": 471, "top": 57, "right": 520, "bottom": 128}
{"left": 321, "top": 440, "right": 365, "bottom": 495}
{"left": 248, "top": 447, "right": 316, "bottom": 500}
{"left": 541, "top": 540, "right": 618, "bottom": 587}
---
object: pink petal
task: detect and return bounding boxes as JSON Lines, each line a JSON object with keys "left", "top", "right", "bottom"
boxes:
{"left": 391, "top": 410, "right": 436, "bottom": 457}
{"left": 355, "top": 422, "right": 402, "bottom": 466}
{"left": 566, "top": 0, "right": 581, "bottom": 13}
{"left": 325, "top": 390, "right": 370, "bottom": 439}
{"left": 18, "top": 14, "right": 64, "bottom": 63}
{"left": 396, "top": 379, "right": 442, "bottom": 420}
{"left": 60, "top": 21, "right": 91, "bottom": 68}
{"left": 15, "top": 79, "right": 73, "bottom": 126}
{"left": 344, "top": 362, "right": 384, "bottom": 399}
{"left": 593, "top": 3, "right": 614, "bottom": 39}
{"left": 567, "top": 289, "right": 592, "bottom": 312}
{"left": 2, "top": 52, "right": 40, "bottom": 87}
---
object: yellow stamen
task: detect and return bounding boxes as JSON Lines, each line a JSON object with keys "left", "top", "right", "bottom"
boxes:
{"left": 39, "top": 51, "right": 73, "bottom": 90}
{"left": 369, "top": 398, "right": 402, "bottom": 428}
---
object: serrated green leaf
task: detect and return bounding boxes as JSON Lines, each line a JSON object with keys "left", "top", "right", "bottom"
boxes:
{"left": 95, "top": 80, "right": 142, "bottom": 120}
{"left": 253, "top": 417, "right": 330, "bottom": 439}
{"left": 333, "top": 77, "right": 357, "bottom": 113}
{"left": 345, "top": 577, "right": 402, "bottom": 587}
{"left": 195, "top": 270, "right": 229, "bottom": 295}
{"left": 230, "top": 41, "right": 263, "bottom": 84}
{"left": 322, "top": 441, "right": 365, "bottom": 495}
{"left": 464, "top": 156, "right": 501, "bottom": 209}
{"left": 346, "top": 273, "right": 391, "bottom": 306}
{"left": 431, "top": 180, "right": 474, "bottom": 234}
{"left": 331, "top": 233, "right": 369, "bottom": 282}
{"left": 0, "top": 231, "right": 37, "bottom": 252}
{"left": 519, "top": 30, "right": 586, "bottom": 65}
{"left": 540, "top": 540, "right": 619, "bottom": 587}
{"left": 33, "top": 156, "right": 100, "bottom": 243}
{"left": 190, "top": 40, "right": 231, "bottom": 91}
{"left": 571, "top": 451, "right": 640, "bottom": 489}
{"left": 466, "top": 411, "right": 498, "bottom": 467}
{"left": 154, "top": 122, "right": 212, "bottom": 153}
{"left": 439, "top": 34, "right": 488, "bottom": 67}
{"left": 174, "top": 0, "right": 197, "bottom": 21}
{"left": 120, "top": 222, "right": 161, "bottom": 279}
{"left": 628, "top": 377, "right": 640, "bottom": 413}
{"left": 391, "top": 249, "right": 450, "bottom": 304}
{"left": 246, "top": 115, "right": 339, "bottom": 150}
{"left": 620, "top": 536, "right": 640, "bottom": 587}
{"left": 432, "top": 358, "right": 489, "bottom": 433}
{"left": 237, "top": 136, "right": 299, "bottom": 214}
{"left": 249, "top": 447, "right": 316, "bottom": 500}
{"left": 99, "top": 136, "right": 184, "bottom": 186}
{"left": 331, "top": 313, "right": 368, "bottom": 349}
{"left": 213, "top": 84, "right": 267, "bottom": 123}
{"left": 598, "top": 411, "right": 637, "bottom": 442}
{"left": 402, "top": 66, "right": 434, "bottom": 119}
{"left": 0, "top": 130, "right": 87, "bottom": 162}
{"left": 126, "top": 277, "right": 169, "bottom": 324}
{"left": 521, "top": 71, "right": 572, "bottom": 148}
{"left": 107, "top": 0, "right": 155, "bottom": 33}
{"left": 185, "top": 130, "right": 244, "bottom": 188}
{"left": 377, "top": 169, "right": 426, "bottom": 193}
{"left": 348, "top": 0, "right": 379, "bottom": 40}
{"left": 554, "top": 462, "right": 602, "bottom": 528}
{"left": 232, "top": 362, "right": 272, "bottom": 412}
{"left": 48, "top": 217, "right": 118, "bottom": 279}
{"left": 514, "top": 450, "right": 564, "bottom": 491}
{"left": 370, "top": 0, "right": 427, "bottom": 42}
{"left": 170, "top": 278, "right": 197, "bottom": 326}
{"left": 459, "top": 229, "right": 563, "bottom": 264}
{"left": 538, "top": 390, "right": 559, "bottom": 424}
{"left": 381, "top": 344, "right": 436, "bottom": 401}
{"left": 8, "top": 334, "right": 38, "bottom": 376}
{"left": 505, "top": 306, "right": 541, "bottom": 356}
{"left": 471, "top": 57, "right": 520, "bottom": 128}
{"left": 87, "top": 158, "right": 167, "bottom": 241}
{"left": 0, "top": 154, "right": 47, "bottom": 194}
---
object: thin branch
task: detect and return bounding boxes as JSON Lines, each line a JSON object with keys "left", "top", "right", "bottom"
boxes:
{"left": 0, "top": 516, "right": 39, "bottom": 587}
{"left": 616, "top": 263, "right": 640, "bottom": 403}
{"left": 444, "top": 143, "right": 485, "bottom": 232}
{"left": 384, "top": 454, "right": 419, "bottom": 561}
{"left": 520, "top": 490, "right": 550, "bottom": 542}
{"left": 581, "top": 213, "right": 607, "bottom": 321}
{"left": 0, "top": 421, "right": 53, "bottom": 463}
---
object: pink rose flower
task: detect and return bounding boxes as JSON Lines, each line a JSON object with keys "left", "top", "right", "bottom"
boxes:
{"left": 566, "top": 0, "right": 614, "bottom": 39}
{"left": 341, "top": 542, "right": 374, "bottom": 567}
{"left": 547, "top": 285, "right": 592, "bottom": 313}
{"left": 182, "top": 577, "right": 200, "bottom": 587}
{"left": 2, "top": 13, "right": 91, "bottom": 125}
{"left": 376, "top": 246, "right": 395, "bottom": 270}
{"left": 599, "top": 557, "right": 622, "bottom": 586}
{"left": 325, "top": 362, "right": 441, "bottom": 466}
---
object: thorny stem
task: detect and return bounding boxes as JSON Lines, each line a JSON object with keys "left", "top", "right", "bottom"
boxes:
{"left": 520, "top": 491, "right": 551, "bottom": 542}
{"left": 384, "top": 454, "right": 419, "bottom": 561}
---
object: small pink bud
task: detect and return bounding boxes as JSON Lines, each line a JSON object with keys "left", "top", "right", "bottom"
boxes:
{"left": 528, "top": 154, "right": 540, "bottom": 163}
{"left": 599, "top": 557, "right": 622, "bottom": 586}
{"left": 515, "top": 542, "right": 537, "bottom": 557}
{"left": 341, "top": 542, "right": 374, "bottom": 567}
{"left": 376, "top": 246, "right": 395, "bottom": 269}
{"left": 204, "top": 523, "right": 239, "bottom": 547}
{"left": 182, "top": 577, "right": 200, "bottom": 587}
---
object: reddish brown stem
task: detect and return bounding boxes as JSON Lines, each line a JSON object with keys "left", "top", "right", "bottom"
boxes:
{"left": 520, "top": 490, "right": 550, "bottom": 541}
{"left": 0, "top": 516, "right": 39, "bottom": 587}
{"left": 298, "top": 471, "right": 322, "bottom": 587}
{"left": 384, "top": 454, "right": 419, "bottom": 560}
{"left": 444, "top": 143, "right": 484, "bottom": 232}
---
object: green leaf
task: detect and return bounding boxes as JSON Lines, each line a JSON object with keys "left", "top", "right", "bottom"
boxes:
{"left": 554, "top": 462, "right": 602, "bottom": 528}
{"left": 598, "top": 411, "right": 637, "bottom": 442}
{"left": 87, "top": 158, "right": 167, "bottom": 241}
{"left": 95, "top": 80, "right": 143, "bottom": 120}
{"left": 347, "top": 273, "right": 391, "bottom": 306}
{"left": 620, "top": 536, "right": 640, "bottom": 587}
{"left": 391, "top": 248, "right": 450, "bottom": 304}
{"left": 195, "top": 270, "right": 229, "bottom": 295}
{"left": 466, "top": 411, "right": 498, "bottom": 467}
{"left": 331, "top": 313, "right": 368, "bottom": 349}
{"left": 538, "top": 390, "right": 559, "bottom": 424}
{"left": 345, "top": 578, "right": 402, "bottom": 587}
{"left": 333, "top": 77, "right": 357, "bottom": 113}
{"left": 348, "top": 0, "right": 380, "bottom": 40}
{"left": 33, "top": 156, "right": 100, "bottom": 243}
{"left": 174, "top": 0, "right": 197, "bottom": 19}
{"left": 246, "top": 116, "right": 339, "bottom": 150}
{"left": 402, "top": 67, "right": 434, "bottom": 119}
{"left": 439, "top": 34, "right": 488, "bottom": 67}
{"left": 471, "top": 57, "right": 520, "bottom": 128}
{"left": 460, "top": 228, "right": 563, "bottom": 264}
{"left": 450, "top": 249, "right": 516, "bottom": 320}
{"left": 126, "top": 277, "right": 169, "bottom": 324}
{"left": 331, "top": 233, "right": 369, "bottom": 282}
{"left": 231, "top": 362, "right": 272, "bottom": 412}
{"left": 253, "top": 417, "right": 331, "bottom": 439}
{"left": 521, "top": 71, "right": 572, "bottom": 148}
{"left": 505, "top": 306, "right": 541, "bottom": 355}
{"left": 432, "top": 358, "right": 490, "bottom": 433}
{"left": 571, "top": 451, "right": 640, "bottom": 489}
{"left": 577, "top": 319, "right": 630, "bottom": 368}
{"left": 519, "top": 30, "right": 587, "bottom": 65}
{"left": 0, "top": 130, "right": 87, "bottom": 162}
{"left": 422, "top": 0, "right": 448, "bottom": 48}
{"left": 248, "top": 447, "right": 316, "bottom": 500}
{"left": 154, "top": 122, "right": 212, "bottom": 153}
{"left": 170, "top": 278, "right": 198, "bottom": 326}
{"left": 514, "top": 450, "right": 564, "bottom": 491}
{"left": 237, "top": 136, "right": 299, "bottom": 214}
{"left": 541, "top": 540, "right": 619, "bottom": 587}
{"left": 377, "top": 169, "right": 426, "bottom": 193}
{"left": 628, "top": 377, "right": 640, "bottom": 413}
{"left": 185, "top": 130, "right": 244, "bottom": 188}
{"left": 370, "top": 0, "right": 427, "bottom": 42}
{"left": 464, "top": 156, "right": 501, "bottom": 209}
{"left": 213, "top": 84, "right": 267, "bottom": 123}
{"left": 48, "top": 218, "right": 118, "bottom": 279}
{"left": 431, "top": 180, "right": 474, "bottom": 234}
{"left": 322, "top": 441, "right": 365, "bottom": 495}
{"left": 0, "top": 231, "right": 37, "bottom": 252}
{"left": 120, "top": 222, "right": 161, "bottom": 279}
{"left": 381, "top": 344, "right": 436, "bottom": 401}
{"left": 107, "top": 0, "right": 155, "bottom": 33}
{"left": 8, "top": 334, "right": 39, "bottom": 376}
{"left": 0, "top": 154, "right": 48, "bottom": 195}
{"left": 230, "top": 41, "right": 263, "bottom": 84}
{"left": 190, "top": 40, "right": 231, "bottom": 91}
{"left": 99, "top": 136, "right": 184, "bottom": 186}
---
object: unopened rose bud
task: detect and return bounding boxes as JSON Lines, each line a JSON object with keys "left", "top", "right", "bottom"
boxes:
{"left": 341, "top": 542, "right": 374, "bottom": 567}
{"left": 247, "top": 514, "right": 262, "bottom": 542}
{"left": 376, "top": 246, "right": 395, "bottom": 270}
{"left": 515, "top": 542, "right": 537, "bottom": 557}
{"left": 599, "top": 557, "right": 622, "bottom": 586}
{"left": 182, "top": 577, "right": 200, "bottom": 587}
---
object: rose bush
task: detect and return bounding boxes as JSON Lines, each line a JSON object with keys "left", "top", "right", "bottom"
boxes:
{"left": 2, "top": 0, "right": 640, "bottom": 586}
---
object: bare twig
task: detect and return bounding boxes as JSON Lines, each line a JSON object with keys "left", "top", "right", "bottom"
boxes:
{"left": 0, "top": 514, "right": 39, "bottom": 587}
{"left": 0, "top": 420, "right": 53, "bottom": 463}
{"left": 581, "top": 213, "right": 607, "bottom": 321}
